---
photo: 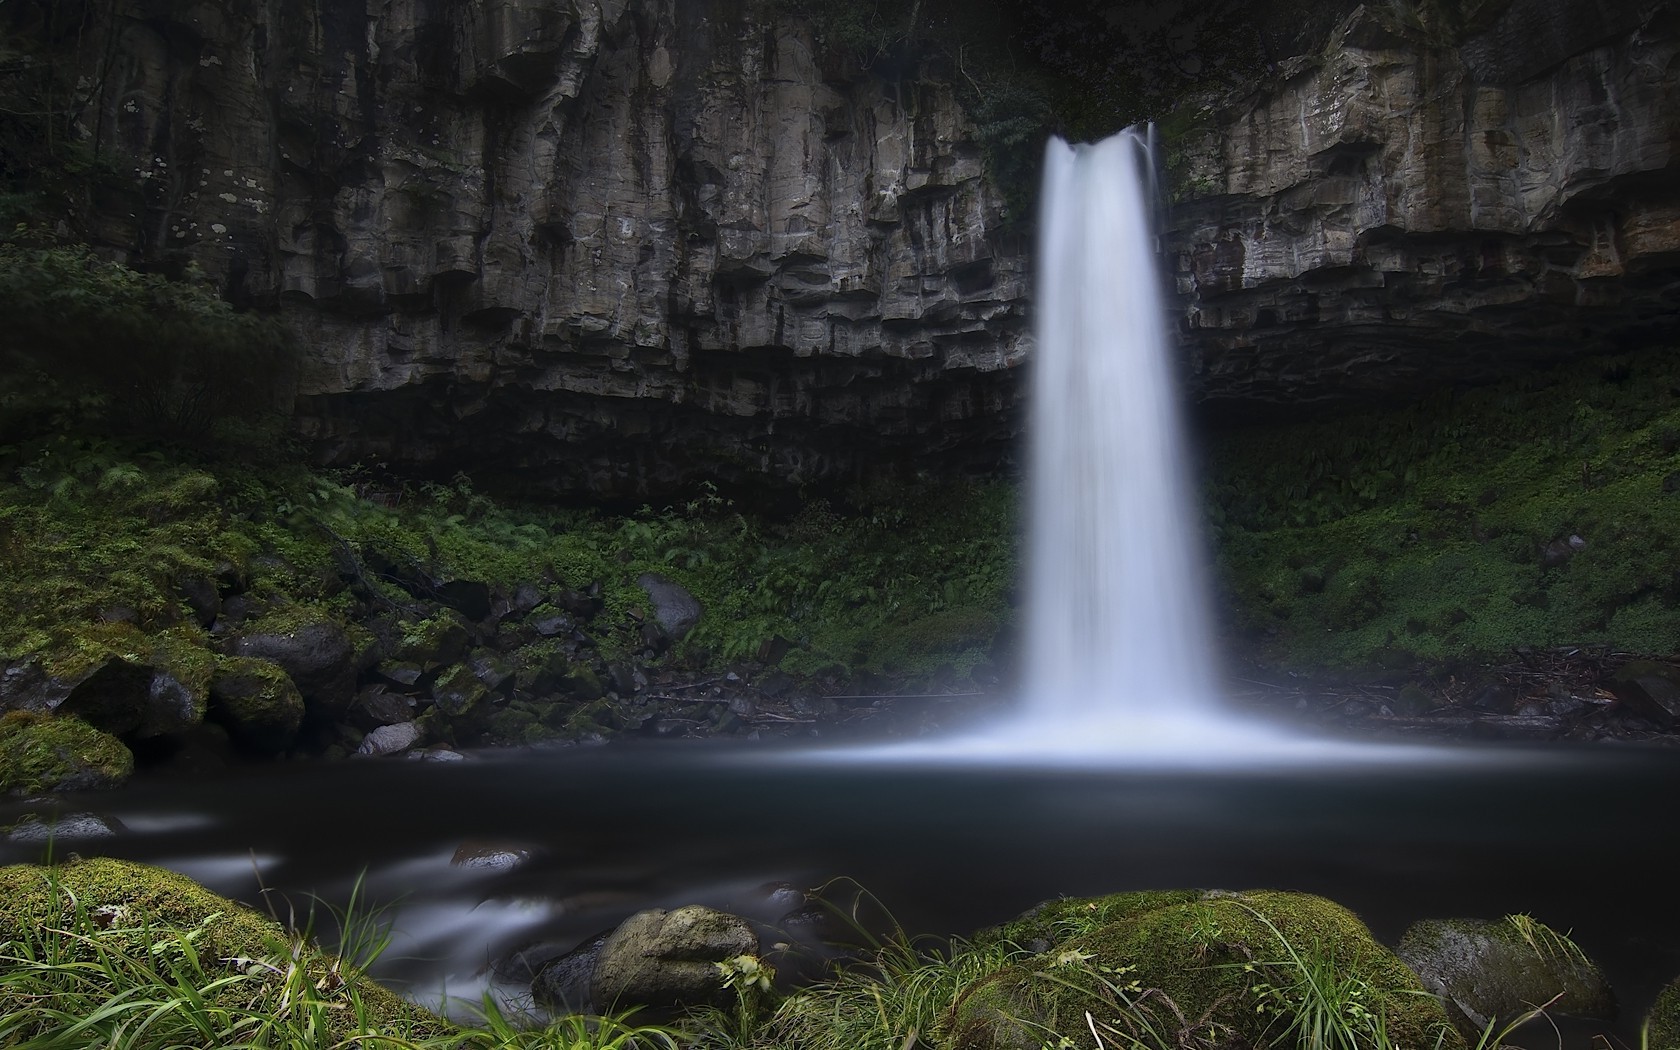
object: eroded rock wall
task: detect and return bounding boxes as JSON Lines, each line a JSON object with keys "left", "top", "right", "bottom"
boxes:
{"left": 1169, "top": 0, "right": 1680, "bottom": 412}
{"left": 78, "top": 0, "right": 1027, "bottom": 497}
{"left": 41, "top": 0, "right": 1680, "bottom": 487}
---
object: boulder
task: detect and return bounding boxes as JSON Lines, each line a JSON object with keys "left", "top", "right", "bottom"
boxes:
{"left": 175, "top": 574, "right": 221, "bottom": 629}
{"left": 1396, "top": 915, "right": 1614, "bottom": 1035}
{"left": 348, "top": 685, "right": 415, "bottom": 729}
{"left": 1645, "top": 971, "right": 1680, "bottom": 1049}
{"left": 356, "top": 721, "right": 421, "bottom": 757}
{"left": 1606, "top": 661, "right": 1680, "bottom": 725}
{"left": 0, "top": 712, "right": 134, "bottom": 794}
{"left": 389, "top": 613, "right": 473, "bottom": 670}
{"left": 207, "top": 657, "right": 305, "bottom": 754}
{"left": 636, "top": 574, "right": 703, "bottom": 640}
{"left": 230, "top": 615, "right": 356, "bottom": 717}
{"left": 952, "top": 890, "right": 1455, "bottom": 1050}
{"left": 5, "top": 811, "right": 124, "bottom": 843}
{"left": 435, "top": 579, "right": 492, "bottom": 623}
{"left": 533, "top": 931, "right": 612, "bottom": 1010}
{"left": 590, "top": 905, "right": 758, "bottom": 1013}
{"left": 1, "top": 623, "right": 209, "bottom": 739}
{"left": 449, "top": 840, "right": 532, "bottom": 873}
{"left": 431, "top": 664, "right": 489, "bottom": 715}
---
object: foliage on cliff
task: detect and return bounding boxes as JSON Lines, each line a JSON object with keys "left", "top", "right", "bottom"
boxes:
{"left": 1208, "top": 349, "right": 1680, "bottom": 670}
{"left": 0, "top": 230, "right": 294, "bottom": 446}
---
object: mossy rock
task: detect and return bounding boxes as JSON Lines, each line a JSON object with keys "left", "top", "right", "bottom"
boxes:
{"left": 950, "top": 890, "right": 1458, "bottom": 1050}
{"left": 431, "top": 662, "right": 488, "bottom": 715}
{"left": 974, "top": 889, "right": 1204, "bottom": 953}
{"left": 391, "top": 611, "right": 473, "bottom": 669}
{"left": 39, "top": 623, "right": 212, "bottom": 739}
{"left": 1396, "top": 914, "right": 1614, "bottom": 1036}
{"left": 207, "top": 655, "right": 304, "bottom": 754}
{"left": 229, "top": 608, "right": 356, "bottom": 716}
{"left": 0, "top": 711, "right": 133, "bottom": 794}
{"left": 1646, "top": 972, "right": 1680, "bottom": 1050}
{"left": 0, "top": 857, "right": 442, "bottom": 1040}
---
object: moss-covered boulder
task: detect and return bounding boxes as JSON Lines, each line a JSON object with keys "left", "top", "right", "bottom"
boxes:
{"left": 207, "top": 656, "right": 305, "bottom": 754}
{"left": 5, "top": 623, "right": 209, "bottom": 740}
{"left": 431, "top": 662, "right": 488, "bottom": 715}
{"left": 389, "top": 611, "right": 472, "bottom": 670}
{"left": 950, "top": 890, "right": 1457, "bottom": 1050}
{"left": 974, "top": 889, "right": 1205, "bottom": 954}
{"left": 1645, "top": 972, "right": 1680, "bottom": 1049}
{"left": 1396, "top": 914, "right": 1614, "bottom": 1036}
{"left": 0, "top": 711, "right": 133, "bottom": 793}
{"left": 229, "top": 609, "right": 356, "bottom": 716}
{"left": 0, "top": 858, "right": 441, "bottom": 1040}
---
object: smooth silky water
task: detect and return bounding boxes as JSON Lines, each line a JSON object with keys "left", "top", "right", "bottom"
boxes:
{"left": 5, "top": 130, "right": 1680, "bottom": 1045}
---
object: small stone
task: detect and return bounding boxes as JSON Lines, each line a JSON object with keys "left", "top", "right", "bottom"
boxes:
{"left": 450, "top": 840, "right": 533, "bottom": 872}
{"left": 356, "top": 721, "right": 421, "bottom": 756}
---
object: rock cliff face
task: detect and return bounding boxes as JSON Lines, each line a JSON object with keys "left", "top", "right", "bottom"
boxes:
{"left": 76, "top": 0, "right": 1027, "bottom": 497}
{"left": 33, "top": 0, "right": 1680, "bottom": 490}
{"left": 1168, "top": 0, "right": 1680, "bottom": 413}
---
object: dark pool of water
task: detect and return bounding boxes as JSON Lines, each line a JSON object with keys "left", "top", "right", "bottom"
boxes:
{"left": 4, "top": 735, "right": 1678, "bottom": 1046}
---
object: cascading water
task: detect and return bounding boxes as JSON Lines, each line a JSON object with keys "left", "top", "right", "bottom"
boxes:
{"left": 1024, "top": 127, "right": 1219, "bottom": 729}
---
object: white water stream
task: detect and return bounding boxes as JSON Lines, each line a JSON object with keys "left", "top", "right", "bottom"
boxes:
{"left": 1024, "top": 128, "right": 1217, "bottom": 725}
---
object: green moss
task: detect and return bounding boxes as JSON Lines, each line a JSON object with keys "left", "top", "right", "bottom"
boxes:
{"left": 36, "top": 621, "right": 152, "bottom": 682}
{"left": 975, "top": 889, "right": 1205, "bottom": 950}
{"left": 2, "top": 437, "right": 1019, "bottom": 717}
{"left": 208, "top": 655, "right": 304, "bottom": 753}
{"left": 951, "top": 890, "right": 1457, "bottom": 1050}
{"left": 0, "top": 857, "right": 440, "bottom": 1038}
{"left": 1648, "top": 972, "right": 1680, "bottom": 1050}
{"left": 1211, "top": 350, "right": 1680, "bottom": 670}
{"left": 0, "top": 711, "right": 133, "bottom": 794}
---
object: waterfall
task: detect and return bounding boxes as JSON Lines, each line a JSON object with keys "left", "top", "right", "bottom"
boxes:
{"left": 809, "top": 128, "right": 1446, "bottom": 764}
{"left": 1022, "top": 127, "right": 1220, "bottom": 734}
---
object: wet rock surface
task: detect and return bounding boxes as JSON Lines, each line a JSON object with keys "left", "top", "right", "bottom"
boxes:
{"left": 24, "top": 1, "right": 1672, "bottom": 497}
{"left": 1397, "top": 915, "right": 1616, "bottom": 1034}
{"left": 588, "top": 905, "right": 757, "bottom": 1013}
{"left": 1169, "top": 2, "right": 1680, "bottom": 416}
{"left": 48, "top": 0, "right": 1026, "bottom": 500}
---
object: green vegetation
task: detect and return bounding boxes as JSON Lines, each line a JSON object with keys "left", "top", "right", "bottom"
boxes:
{"left": 0, "top": 711, "right": 132, "bottom": 794}
{"left": 0, "top": 857, "right": 684, "bottom": 1049}
{"left": 0, "top": 862, "right": 1618, "bottom": 1050}
{"left": 948, "top": 890, "right": 1455, "bottom": 1050}
{"left": 0, "top": 440, "right": 1017, "bottom": 708}
{"left": 1206, "top": 350, "right": 1680, "bottom": 670}
{"left": 0, "top": 232, "right": 294, "bottom": 447}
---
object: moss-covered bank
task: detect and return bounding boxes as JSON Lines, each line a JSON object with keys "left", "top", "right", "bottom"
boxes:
{"left": 1206, "top": 349, "right": 1680, "bottom": 673}
{"left": 0, "top": 437, "right": 1018, "bottom": 761}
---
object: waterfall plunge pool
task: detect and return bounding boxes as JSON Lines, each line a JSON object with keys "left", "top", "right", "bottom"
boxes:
{"left": 4, "top": 737, "right": 1679, "bottom": 1044}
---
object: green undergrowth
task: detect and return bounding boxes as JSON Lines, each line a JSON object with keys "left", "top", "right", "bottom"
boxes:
{"left": 0, "top": 857, "right": 683, "bottom": 1049}
{"left": 1206, "top": 349, "right": 1680, "bottom": 670}
{"left": 0, "top": 435, "right": 1018, "bottom": 688}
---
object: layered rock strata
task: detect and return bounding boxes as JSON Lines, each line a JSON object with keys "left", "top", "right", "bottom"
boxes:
{"left": 36, "top": 0, "right": 1680, "bottom": 488}
{"left": 1169, "top": 0, "right": 1680, "bottom": 413}
{"left": 79, "top": 0, "right": 1027, "bottom": 497}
